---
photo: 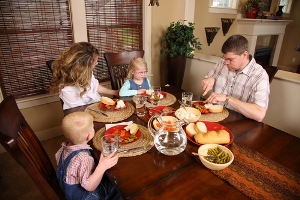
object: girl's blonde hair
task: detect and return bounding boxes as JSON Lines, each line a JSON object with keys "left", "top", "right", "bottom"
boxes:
{"left": 49, "top": 42, "right": 99, "bottom": 97}
{"left": 62, "top": 112, "right": 94, "bottom": 145}
{"left": 126, "top": 57, "right": 148, "bottom": 79}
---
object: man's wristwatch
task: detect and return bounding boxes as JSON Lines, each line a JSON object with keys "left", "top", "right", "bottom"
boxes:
{"left": 225, "top": 95, "right": 231, "bottom": 103}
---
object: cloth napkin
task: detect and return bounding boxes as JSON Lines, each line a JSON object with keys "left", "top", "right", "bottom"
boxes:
{"left": 105, "top": 121, "right": 133, "bottom": 130}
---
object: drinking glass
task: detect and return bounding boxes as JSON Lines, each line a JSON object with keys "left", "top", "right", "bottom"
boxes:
{"left": 135, "top": 94, "right": 147, "bottom": 116}
{"left": 182, "top": 92, "right": 193, "bottom": 107}
{"left": 150, "top": 86, "right": 161, "bottom": 106}
{"left": 100, "top": 134, "right": 119, "bottom": 157}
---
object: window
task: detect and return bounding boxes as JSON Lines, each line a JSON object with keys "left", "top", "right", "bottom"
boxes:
{"left": 279, "top": 0, "right": 293, "bottom": 13}
{"left": 0, "top": 0, "right": 73, "bottom": 99}
{"left": 85, "top": 0, "right": 143, "bottom": 83}
{"left": 209, "top": 0, "right": 238, "bottom": 14}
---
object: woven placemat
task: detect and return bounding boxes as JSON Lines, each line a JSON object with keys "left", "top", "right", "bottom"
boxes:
{"left": 187, "top": 143, "right": 300, "bottom": 200}
{"left": 93, "top": 124, "right": 154, "bottom": 157}
{"left": 85, "top": 102, "right": 135, "bottom": 123}
{"left": 198, "top": 108, "right": 229, "bottom": 122}
{"left": 132, "top": 92, "right": 177, "bottom": 108}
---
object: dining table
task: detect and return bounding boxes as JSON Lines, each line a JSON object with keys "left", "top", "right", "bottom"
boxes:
{"left": 64, "top": 85, "right": 300, "bottom": 200}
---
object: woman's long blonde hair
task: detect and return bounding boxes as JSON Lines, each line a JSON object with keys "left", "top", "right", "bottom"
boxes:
{"left": 49, "top": 42, "right": 99, "bottom": 97}
{"left": 126, "top": 57, "right": 148, "bottom": 79}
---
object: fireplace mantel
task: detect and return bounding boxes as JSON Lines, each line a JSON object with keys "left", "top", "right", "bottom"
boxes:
{"left": 236, "top": 18, "right": 293, "bottom": 66}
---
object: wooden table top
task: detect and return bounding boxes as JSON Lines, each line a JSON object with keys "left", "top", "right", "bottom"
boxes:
{"left": 64, "top": 85, "right": 300, "bottom": 199}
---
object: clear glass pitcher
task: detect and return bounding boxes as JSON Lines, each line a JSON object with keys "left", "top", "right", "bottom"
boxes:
{"left": 148, "top": 111, "right": 187, "bottom": 156}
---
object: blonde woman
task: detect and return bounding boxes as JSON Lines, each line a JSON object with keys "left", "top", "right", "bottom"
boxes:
{"left": 50, "top": 42, "right": 118, "bottom": 110}
{"left": 119, "top": 57, "right": 151, "bottom": 96}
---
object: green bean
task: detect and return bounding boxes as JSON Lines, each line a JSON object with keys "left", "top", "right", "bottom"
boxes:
{"left": 207, "top": 147, "right": 231, "bottom": 164}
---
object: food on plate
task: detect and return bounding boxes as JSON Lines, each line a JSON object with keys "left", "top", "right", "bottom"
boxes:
{"left": 145, "top": 89, "right": 153, "bottom": 95}
{"left": 162, "top": 106, "right": 174, "bottom": 113}
{"left": 175, "top": 107, "right": 201, "bottom": 123}
{"left": 185, "top": 123, "right": 198, "bottom": 137}
{"left": 193, "top": 103, "right": 210, "bottom": 114}
{"left": 110, "top": 124, "right": 139, "bottom": 143}
{"left": 194, "top": 121, "right": 207, "bottom": 133}
{"left": 209, "top": 105, "right": 224, "bottom": 113}
{"left": 194, "top": 130, "right": 230, "bottom": 144}
{"left": 115, "top": 100, "right": 126, "bottom": 109}
{"left": 124, "top": 123, "right": 139, "bottom": 135}
{"left": 206, "top": 146, "right": 231, "bottom": 164}
{"left": 101, "top": 96, "right": 115, "bottom": 105}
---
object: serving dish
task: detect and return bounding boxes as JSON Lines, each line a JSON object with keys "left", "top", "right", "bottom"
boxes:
{"left": 184, "top": 121, "right": 234, "bottom": 146}
{"left": 175, "top": 107, "right": 201, "bottom": 123}
{"left": 198, "top": 144, "right": 234, "bottom": 170}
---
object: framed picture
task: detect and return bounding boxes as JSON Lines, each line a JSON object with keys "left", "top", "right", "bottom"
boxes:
{"left": 262, "top": 0, "right": 272, "bottom": 12}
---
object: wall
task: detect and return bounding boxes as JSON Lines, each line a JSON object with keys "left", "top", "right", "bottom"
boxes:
{"left": 278, "top": 0, "right": 300, "bottom": 71}
{"left": 151, "top": 0, "right": 178, "bottom": 86}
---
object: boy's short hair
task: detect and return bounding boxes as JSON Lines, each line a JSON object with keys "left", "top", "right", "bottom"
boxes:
{"left": 62, "top": 112, "right": 94, "bottom": 144}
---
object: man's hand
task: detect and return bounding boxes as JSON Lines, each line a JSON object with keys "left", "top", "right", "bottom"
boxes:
{"left": 204, "top": 92, "right": 226, "bottom": 104}
{"left": 201, "top": 77, "right": 215, "bottom": 96}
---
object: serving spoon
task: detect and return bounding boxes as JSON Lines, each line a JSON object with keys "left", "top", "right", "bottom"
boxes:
{"left": 191, "top": 152, "right": 216, "bottom": 162}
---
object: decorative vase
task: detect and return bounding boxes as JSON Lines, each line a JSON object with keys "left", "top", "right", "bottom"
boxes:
{"left": 166, "top": 54, "right": 186, "bottom": 88}
{"left": 245, "top": 7, "right": 259, "bottom": 19}
{"left": 276, "top": 6, "right": 284, "bottom": 16}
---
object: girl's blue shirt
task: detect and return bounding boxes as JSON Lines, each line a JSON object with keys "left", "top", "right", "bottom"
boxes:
{"left": 119, "top": 78, "right": 151, "bottom": 96}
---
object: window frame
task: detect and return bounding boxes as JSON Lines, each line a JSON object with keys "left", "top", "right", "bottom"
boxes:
{"left": 209, "top": 0, "right": 238, "bottom": 14}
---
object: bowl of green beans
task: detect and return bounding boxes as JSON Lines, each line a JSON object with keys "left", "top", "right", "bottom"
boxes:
{"left": 198, "top": 144, "right": 234, "bottom": 170}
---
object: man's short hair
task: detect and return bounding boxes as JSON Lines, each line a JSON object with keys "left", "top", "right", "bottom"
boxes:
{"left": 221, "top": 35, "right": 249, "bottom": 55}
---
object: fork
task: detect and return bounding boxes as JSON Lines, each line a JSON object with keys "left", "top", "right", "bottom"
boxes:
{"left": 178, "top": 100, "right": 187, "bottom": 111}
{"left": 87, "top": 107, "right": 108, "bottom": 117}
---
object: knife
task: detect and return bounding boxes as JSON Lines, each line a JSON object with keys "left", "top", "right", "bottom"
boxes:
{"left": 87, "top": 107, "right": 108, "bottom": 117}
{"left": 118, "top": 146, "right": 148, "bottom": 154}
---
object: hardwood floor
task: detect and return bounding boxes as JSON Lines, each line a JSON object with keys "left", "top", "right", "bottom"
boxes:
{"left": 0, "top": 135, "right": 65, "bottom": 200}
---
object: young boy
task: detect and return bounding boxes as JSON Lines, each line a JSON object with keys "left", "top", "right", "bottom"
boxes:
{"left": 56, "top": 111, "right": 121, "bottom": 200}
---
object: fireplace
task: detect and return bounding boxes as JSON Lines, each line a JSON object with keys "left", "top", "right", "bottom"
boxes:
{"left": 255, "top": 47, "right": 273, "bottom": 66}
{"left": 236, "top": 19, "right": 292, "bottom": 67}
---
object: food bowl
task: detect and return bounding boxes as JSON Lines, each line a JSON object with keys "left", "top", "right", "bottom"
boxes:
{"left": 198, "top": 144, "right": 234, "bottom": 170}
{"left": 175, "top": 107, "right": 201, "bottom": 123}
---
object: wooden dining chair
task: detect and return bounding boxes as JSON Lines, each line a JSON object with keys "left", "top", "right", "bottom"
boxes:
{"left": 104, "top": 50, "right": 145, "bottom": 90}
{"left": 262, "top": 65, "right": 278, "bottom": 83}
{"left": 0, "top": 96, "right": 65, "bottom": 200}
{"left": 46, "top": 60, "right": 54, "bottom": 74}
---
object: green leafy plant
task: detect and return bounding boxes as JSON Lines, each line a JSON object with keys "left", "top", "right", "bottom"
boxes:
{"left": 242, "top": 0, "right": 264, "bottom": 18}
{"left": 160, "top": 21, "right": 202, "bottom": 58}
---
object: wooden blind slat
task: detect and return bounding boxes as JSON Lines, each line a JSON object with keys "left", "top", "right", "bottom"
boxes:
{"left": 85, "top": 0, "right": 143, "bottom": 83}
{"left": 0, "top": 0, "right": 73, "bottom": 99}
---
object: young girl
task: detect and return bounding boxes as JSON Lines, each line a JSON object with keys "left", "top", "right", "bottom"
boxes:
{"left": 119, "top": 57, "right": 151, "bottom": 96}
{"left": 49, "top": 42, "right": 119, "bottom": 110}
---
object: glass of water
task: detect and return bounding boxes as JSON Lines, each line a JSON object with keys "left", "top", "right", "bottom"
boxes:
{"left": 100, "top": 134, "right": 119, "bottom": 157}
{"left": 150, "top": 86, "right": 161, "bottom": 106}
{"left": 182, "top": 92, "right": 193, "bottom": 107}
{"left": 135, "top": 94, "right": 147, "bottom": 116}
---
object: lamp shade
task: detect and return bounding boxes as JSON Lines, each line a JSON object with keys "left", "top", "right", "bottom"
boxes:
{"left": 294, "top": 45, "right": 300, "bottom": 52}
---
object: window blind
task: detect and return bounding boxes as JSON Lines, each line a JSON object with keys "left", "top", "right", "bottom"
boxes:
{"left": 85, "top": 0, "right": 143, "bottom": 82}
{"left": 0, "top": 0, "right": 73, "bottom": 99}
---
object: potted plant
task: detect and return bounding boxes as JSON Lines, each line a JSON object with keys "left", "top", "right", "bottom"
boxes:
{"left": 160, "top": 21, "right": 202, "bottom": 88}
{"left": 242, "top": 0, "right": 264, "bottom": 19}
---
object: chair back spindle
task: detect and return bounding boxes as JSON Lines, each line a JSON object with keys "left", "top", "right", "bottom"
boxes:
{"left": 104, "top": 50, "right": 145, "bottom": 90}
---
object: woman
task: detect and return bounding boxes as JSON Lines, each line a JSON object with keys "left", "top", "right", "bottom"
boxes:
{"left": 50, "top": 42, "right": 118, "bottom": 110}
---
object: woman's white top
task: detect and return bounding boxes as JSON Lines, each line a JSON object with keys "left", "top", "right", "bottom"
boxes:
{"left": 59, "top": 74, "right": 100, "bottom": 110}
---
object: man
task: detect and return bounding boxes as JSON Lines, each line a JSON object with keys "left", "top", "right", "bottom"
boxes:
{"left": 201, "top": 35, "right": 270, "bottom": 122}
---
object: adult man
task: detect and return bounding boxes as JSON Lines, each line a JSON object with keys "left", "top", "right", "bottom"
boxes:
{"left": 201, "top": 35, "right": 270, "bottom": 122}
